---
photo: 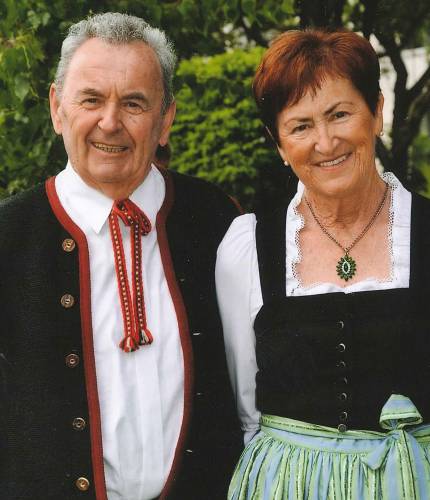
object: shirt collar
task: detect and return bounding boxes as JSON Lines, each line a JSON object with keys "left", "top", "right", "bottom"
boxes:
{"left": 60, "top": 162, "right": 164, "bottom": 234}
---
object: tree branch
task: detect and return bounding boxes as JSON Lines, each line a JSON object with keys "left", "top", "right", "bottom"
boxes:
{"left": 398, "top": 4, "right": 430, "bottom": 49}
{"left": 297, "top": 0, "right": 347, "bottom": 27}
{"left": 237, "top": 0, "right": 268, "bottom": 47}
{"left": 295, "top": 0, "right": 310, "bottom": 28}
{"left": 376, "top": 137, "right": 392, "bottom": 171}
{"left": 321, "top": 0, "right": 347, "bottom": 27}
{"left": 361, "top": 0, "right": 379, "bottom": 39}
{"left": 407, "top": 64, "right": 430, "bottom": 103}
{"left": 376, "top": 33, "right": 408, "bottom": 95}
{"left": 377, "top": 32, "right": 410, "bottom": 138}
{"left": 404, "top": 86, "right": 430, "bottom": 147}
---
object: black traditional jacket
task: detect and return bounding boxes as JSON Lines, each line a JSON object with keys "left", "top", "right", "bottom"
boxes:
{"left": 0, "top": 168, "right": 241, "bottom": 500}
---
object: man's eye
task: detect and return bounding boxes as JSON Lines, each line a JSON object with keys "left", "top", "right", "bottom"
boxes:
{"left": 124, "top": 101, "right": 143, "bottom": 114}
{"left": 82, "top": 98, "right": 99, "bottom": 106}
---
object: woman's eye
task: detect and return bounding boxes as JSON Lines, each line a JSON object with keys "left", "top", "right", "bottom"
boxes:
{"left": 333, "top": 111, "right": 348, "bottom": 119}
{"left": 292, "top": 124, "right": 309, "bottom": 134}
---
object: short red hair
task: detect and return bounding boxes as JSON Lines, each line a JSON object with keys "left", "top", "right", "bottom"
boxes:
{"left": 253, "top": 29, "right": 381, "bottom": 142}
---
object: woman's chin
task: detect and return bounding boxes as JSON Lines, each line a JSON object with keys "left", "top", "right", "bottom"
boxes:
{"left": 307, "top": 174, "right": 359, "bottom": 200}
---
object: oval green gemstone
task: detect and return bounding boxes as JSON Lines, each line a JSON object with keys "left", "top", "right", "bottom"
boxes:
{"left": 342, "top": 260, "right": 351, "bottom": 275}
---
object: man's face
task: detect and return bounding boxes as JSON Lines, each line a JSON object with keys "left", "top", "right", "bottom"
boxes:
{"left": 50, "top": 38, "right": 176, "bottom": 199}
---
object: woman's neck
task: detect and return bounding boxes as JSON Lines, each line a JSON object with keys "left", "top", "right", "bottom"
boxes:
{"left": 302, "top": 172, "right": 387, "bottom": 232}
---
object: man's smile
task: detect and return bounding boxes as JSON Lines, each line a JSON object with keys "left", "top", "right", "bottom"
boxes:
{"left": 92, "top": 142, "right": 128, "bottom": 153}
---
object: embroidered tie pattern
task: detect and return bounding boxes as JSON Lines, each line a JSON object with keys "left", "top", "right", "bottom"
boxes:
{"left": 109, "top": 199, "right": 152, "bottom": 352}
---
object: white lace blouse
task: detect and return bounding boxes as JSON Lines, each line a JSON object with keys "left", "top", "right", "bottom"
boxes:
{"left": 215, "top": 172, "right": 411, "bottom": 443}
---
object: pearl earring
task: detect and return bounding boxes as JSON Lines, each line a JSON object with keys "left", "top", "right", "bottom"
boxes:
{"left": 379, "top": 130, "right": 384, "bottom": 137}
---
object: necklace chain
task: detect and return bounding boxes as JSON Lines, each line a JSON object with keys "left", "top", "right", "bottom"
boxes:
{"left": 304, "top": 183, "right": 389, "bottom": 255}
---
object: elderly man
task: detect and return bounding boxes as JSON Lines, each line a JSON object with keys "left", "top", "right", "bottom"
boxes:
{"left": 0, "top": 12, "right": 240, "bottom": 500}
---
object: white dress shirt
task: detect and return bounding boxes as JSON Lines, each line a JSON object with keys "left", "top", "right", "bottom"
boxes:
{"left": 56, "top": 163, "right": 183, "bottom": 500}
{"left": 215, "top": 172, "right": 411, "bottom": 443}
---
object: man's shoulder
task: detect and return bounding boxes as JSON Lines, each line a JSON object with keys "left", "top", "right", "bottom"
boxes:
{"left": 0, "top": 182, "right": 50, "bottom": 230}
{"left": 168, "top": 168, "right": 230, "bottom": 199}
{"left": 165, "top": 168, "right": 240, "bottom": 217}
{"left": 162, "top": 169, "right": 240, "bottom": 245}
{"left": 0, "top": 182, "right": 47, "bottom": 211}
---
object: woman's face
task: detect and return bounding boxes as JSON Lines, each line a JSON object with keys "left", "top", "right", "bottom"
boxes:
{"left": 276, "top": 77, "right": 383, "bottom": 199}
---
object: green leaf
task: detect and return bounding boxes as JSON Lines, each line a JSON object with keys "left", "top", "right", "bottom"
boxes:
{"left": 241, "top": 0, "right": 257, "bottom": 23}
{"left": 14, "top": 74, "right": 30, "bottom": 101}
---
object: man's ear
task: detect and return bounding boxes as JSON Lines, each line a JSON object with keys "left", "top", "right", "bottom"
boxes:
{"left": 159, "top": 101, "right": 176, "bottom": 147}
{"left": 49, "top": 83, "right": 63, "bottom": 135}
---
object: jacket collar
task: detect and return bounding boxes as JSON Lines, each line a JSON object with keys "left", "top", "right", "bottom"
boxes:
{"left": 58, "top": 162, "right": 165, "bottom": 234}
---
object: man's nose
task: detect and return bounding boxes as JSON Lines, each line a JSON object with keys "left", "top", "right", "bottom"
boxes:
{"left": 98, "top": 103, "right": 122, "bottom": 133}
{"left": 314, "top": 123, "right": 339, "bottom": 156}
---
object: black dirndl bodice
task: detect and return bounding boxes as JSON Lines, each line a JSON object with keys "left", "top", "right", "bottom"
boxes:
{"left": 254, "top": 194, "right": 430, "bottom": 432}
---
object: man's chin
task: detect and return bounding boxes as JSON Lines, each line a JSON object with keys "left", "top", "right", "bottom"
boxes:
{"left": 88, "top": 165, "right": 130, "bottom": 184}
{"left": 87, "top": 169, "right": 149, "bottom": 199}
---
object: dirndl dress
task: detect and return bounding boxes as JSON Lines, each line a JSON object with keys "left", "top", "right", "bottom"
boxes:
{"left": 228, "top": 195, "right": 430, "bottom": 500}
{"left": 229, "top": 395, "right": 430, "bottom": 499}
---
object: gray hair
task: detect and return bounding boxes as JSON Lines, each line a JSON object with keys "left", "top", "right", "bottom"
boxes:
{"left": 54, "top": 12, "right": 176, "bottom": 112}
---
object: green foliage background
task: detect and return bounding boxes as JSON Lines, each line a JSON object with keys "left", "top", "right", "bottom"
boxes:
{"left": 170, "top": 48, "right": 292, "bottom": 210}
{"left": 1, "top": 0, "right": 430, "bottom": 209}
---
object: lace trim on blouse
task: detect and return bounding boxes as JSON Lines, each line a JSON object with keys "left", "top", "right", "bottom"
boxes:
{"left": 286, "top": 172, "right": 411, "bottom": 296}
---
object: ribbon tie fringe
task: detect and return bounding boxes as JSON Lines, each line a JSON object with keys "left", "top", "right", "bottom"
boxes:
{"left": 109, "top": 198, "right": 152, "bottom": 352}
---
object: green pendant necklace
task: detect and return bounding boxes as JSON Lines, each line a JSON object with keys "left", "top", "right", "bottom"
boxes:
{"left": 304, "top": 183, "right": 389, "bottom": 282}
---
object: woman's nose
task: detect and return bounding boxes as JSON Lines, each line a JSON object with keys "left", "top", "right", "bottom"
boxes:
{"left": 314, "top": 123, "right": 338, "bottom": 155}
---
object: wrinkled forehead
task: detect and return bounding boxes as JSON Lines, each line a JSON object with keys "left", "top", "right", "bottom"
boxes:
{"left": 279, "top": 77, "right": 365, "bottom": 123}
{"left": 280, "top": 67, "right": 345, "bottom": 112}
{"left": 64, "top": 38, "right": 162, "bottom": 89}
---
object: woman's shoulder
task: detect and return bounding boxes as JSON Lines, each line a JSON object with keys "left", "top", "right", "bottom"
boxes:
{"left": 217, "top": 213, "right": 257, "bottom": 271}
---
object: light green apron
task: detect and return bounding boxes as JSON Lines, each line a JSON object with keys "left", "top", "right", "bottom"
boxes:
{"left": 229, "top": 395, "right": 430, "bottom": 499}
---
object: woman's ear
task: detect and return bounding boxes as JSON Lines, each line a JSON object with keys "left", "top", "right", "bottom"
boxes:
{"left": 265, "top": 126, "right": 290, "bottom": 166}
{"left": 275, "top": 142, "right": 290, "bottom": 167}
{"left": 277, "top": 146, "right": 290, "bottom": 167}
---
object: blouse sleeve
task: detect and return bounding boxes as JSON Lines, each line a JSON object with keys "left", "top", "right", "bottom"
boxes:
{"left": 216, "top": 214, "right": 262, "bottom": 444}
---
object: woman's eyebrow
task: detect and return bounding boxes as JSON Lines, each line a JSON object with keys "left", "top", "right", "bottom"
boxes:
{"left": 323, "top": 101, "right": 354, "bottom": 116}
{"left": 284, "top": 101, "right": 355, "bottom": 124}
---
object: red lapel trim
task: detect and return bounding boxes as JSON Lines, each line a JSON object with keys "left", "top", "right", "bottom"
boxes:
{"left": 156, "top": 167, "right": 194, "bottom": 499}
{"left": 45, "top": 176, "right": 108, "bottom": 500}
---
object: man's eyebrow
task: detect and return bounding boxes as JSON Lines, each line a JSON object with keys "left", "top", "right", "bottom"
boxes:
{"left": 75, "top": 89, "right": 151, "bottom": 106}
{"left": 122, "top": 92, "right": 149, "bottom": 103}
{"left": 77, "top": 88, "right": 104, "bottom": 97}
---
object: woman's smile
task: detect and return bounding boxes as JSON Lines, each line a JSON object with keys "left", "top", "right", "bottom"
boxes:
{"left": 276, "top": 77, "right": 383, "bottom": 199}
{"left": 316, "top": 152, "right": 351, "bottom": 169}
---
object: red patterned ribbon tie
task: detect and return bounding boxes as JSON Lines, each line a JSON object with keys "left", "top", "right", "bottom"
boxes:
{"left": 109, "top": 199, "right": 152, "bottom": 352}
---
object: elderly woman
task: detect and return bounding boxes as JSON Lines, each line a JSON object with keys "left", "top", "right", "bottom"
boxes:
{"left": 216, "top": 29, "right": 430, "bottom": 499}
